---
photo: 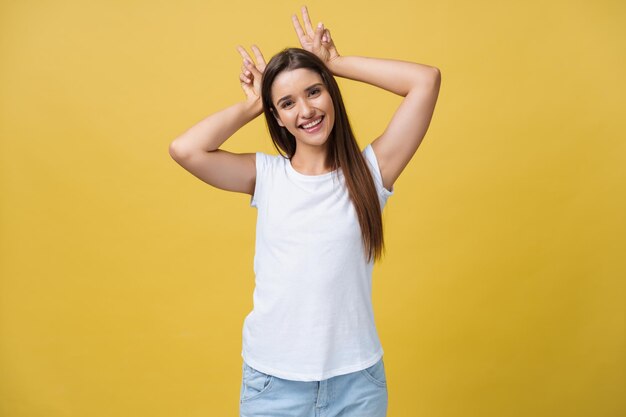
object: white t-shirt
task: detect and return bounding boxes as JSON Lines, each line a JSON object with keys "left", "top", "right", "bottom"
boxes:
{"left": 242, "top": 143, "right": 394, "bottom": 381}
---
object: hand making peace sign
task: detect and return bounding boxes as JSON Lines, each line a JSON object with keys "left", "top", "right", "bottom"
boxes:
{"left": 292, "top": 6, "right": 340, "bottom": 67}
{"left": 236, "top": 44, "right": 267, "bottom": 103}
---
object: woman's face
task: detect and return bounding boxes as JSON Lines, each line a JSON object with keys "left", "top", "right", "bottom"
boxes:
{"left": 270, "top": 68, "right": 335, "bottom": 150}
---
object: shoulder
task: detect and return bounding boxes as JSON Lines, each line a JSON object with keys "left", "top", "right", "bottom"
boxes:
{"left": 362, "top": 143, "right": 395, "bottom": 198}
{"left": 254, "top": 151, "right": 288, "bottom": 173}
{"left": 361, "top": 144, "right": 381, "bottom": 178}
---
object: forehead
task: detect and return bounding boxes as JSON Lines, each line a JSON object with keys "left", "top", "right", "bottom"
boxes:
{"left": 271, "top": 68, "right": 324, "bottom": 100}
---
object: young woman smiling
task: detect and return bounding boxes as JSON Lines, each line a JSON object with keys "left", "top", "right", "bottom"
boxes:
{"left": 169, "top": 6, "right": 441, "bottom": 417}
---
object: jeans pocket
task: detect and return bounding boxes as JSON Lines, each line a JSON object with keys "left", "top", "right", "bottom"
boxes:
{"left": 359, "top": 357, "right": 387, "bottom": 387}
{"left": 240, "top": 362, "right": 275, "bottom": 403}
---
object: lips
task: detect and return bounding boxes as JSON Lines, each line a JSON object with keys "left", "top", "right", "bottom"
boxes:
{"left": 299, "top": 116, "right": 324, "bottom": 130}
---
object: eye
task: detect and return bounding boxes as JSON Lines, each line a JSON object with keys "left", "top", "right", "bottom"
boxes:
{"left": 308, "top": 88, "right": 321, "bottom": 97}
{"left": 280, "top": 100, "right": 294, "bottom": 109}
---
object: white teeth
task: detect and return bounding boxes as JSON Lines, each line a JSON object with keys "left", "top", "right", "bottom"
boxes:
{"left": 302, "top": 117, "right": 322, "bottom": 129}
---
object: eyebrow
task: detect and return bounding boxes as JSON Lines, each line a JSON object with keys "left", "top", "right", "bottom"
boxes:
{"left": 275, "top": 83, "right": 324, "bottom": 106}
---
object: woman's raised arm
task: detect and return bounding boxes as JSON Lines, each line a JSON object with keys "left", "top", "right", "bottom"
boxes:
{"left": 292, "top": 6, "right": 441, "bottom": 191}
{"left": 168, "top": 45, "right": 267, "bottom": 195}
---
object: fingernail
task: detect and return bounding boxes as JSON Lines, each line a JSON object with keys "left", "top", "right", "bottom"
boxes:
{"left": 318, "top": 22, "right": 323, "bottom": 29}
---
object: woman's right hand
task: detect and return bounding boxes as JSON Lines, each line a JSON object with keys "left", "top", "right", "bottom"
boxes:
{"left": 237, "top": 45, "right": 267, "bottom": 104}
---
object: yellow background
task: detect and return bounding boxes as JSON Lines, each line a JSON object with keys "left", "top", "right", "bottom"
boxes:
{"left": 1, "top": 0, "right": 624, "bottom": 416}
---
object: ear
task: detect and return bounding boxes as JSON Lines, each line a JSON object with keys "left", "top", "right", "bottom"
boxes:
{"left": 271, "top": 108, "right": 285, "bottom": 127}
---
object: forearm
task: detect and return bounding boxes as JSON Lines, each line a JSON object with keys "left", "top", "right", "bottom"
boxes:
{"left": 327, "top": 55, "right": 439, "bottom": 97}
{"left": 170, "top": 98, "right": 262, "bottom": 155}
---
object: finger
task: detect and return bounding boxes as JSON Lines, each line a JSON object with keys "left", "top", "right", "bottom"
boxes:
{"left": 243, "top": 57, "right": 262, "bottom": 78}
{"left": 236, "top": 45, "right": 254, "bottom": 63}
{"left": 322, "top": 28, "right": 330, "bottom": 43}
{"left": 313, "top": 22, "right": 323, "bottom": 51}
{"left": 239, "top": 72, "right": 251, "bottom": 84}
{"left": 238, "top": 44, "right": 262, "bottom": 75}
{"left": 292, "top": 14, "right": 307, "bottom": 44}
{"left": 241, "top": 63, "right": 252, "bottom": 76}
{"left": 301, "top": 5, "right": 315, "bottom": 38}
{"left": 251, "top": 44, "right": 267, "bottom": 69}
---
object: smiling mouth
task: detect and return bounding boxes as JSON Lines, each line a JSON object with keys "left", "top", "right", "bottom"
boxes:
{"left": 299, "top": 116, "right": 324, "bottom": 129}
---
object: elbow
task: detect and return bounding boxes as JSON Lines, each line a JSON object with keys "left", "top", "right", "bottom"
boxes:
{"left": 422, "top": 67, "right": 441, "bottom": 94}
{"left": 427, "top": 67, "right": 441, "bottom": 87}
{"left": 433, "top": 67, "right": 441, "bottom": 83}
{"left": 168, "top": 140, "right": 178, "bottom": 160}
{"left": 169, "top": 139, "right": 188, "bottom": 161}
{"left": 407, "top": 66, "right": 440, "bottom": 95}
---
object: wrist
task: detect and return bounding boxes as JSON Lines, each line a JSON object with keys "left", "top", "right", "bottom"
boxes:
{"left": 326, "top": 55, "right": 343, "bottom": 75}
{"left": 243, "top": 97, "right": 263, "bottom": 118}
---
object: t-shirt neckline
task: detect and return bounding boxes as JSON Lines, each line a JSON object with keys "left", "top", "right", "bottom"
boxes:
{"left": 286, "top": 157, "right": 340, "bottom": 181}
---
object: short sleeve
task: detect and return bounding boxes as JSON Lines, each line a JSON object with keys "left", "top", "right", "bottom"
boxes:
{"left": 250, "top": 152, "right": 268, "bottom": 208}
{"left": 363, "top": 144, "right": 394, "bottom": 207}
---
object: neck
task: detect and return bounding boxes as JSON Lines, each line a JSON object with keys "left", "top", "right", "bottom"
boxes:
{"left": 290, "top": 144, "right": 332, "bottom": 175}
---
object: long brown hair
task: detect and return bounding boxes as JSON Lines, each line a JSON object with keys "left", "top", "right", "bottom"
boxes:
{"left": 261, "top": 48, "right": 385, "bottom": 263}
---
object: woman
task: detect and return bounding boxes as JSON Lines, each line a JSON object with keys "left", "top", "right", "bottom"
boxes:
{"left": 169, "top": 6, "right": 441, "bottom": 417}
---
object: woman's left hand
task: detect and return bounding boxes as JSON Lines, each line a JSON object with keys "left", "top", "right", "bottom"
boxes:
{"left": 292, "top": 6, "right": 340, "bottom": 67}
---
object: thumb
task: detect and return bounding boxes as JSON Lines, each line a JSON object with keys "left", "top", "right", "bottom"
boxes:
{"left": 324, "top": 28, "right": 332, "bottom": 44}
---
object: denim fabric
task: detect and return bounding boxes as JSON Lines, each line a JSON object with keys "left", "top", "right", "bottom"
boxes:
{"left": 240, "top": 357, "right": 388, "bottom": 417}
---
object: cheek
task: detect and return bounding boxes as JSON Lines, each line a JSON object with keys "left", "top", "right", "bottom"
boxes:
{"left": 274, "top": 109, "right": 290, "bottom": 127}
{"left": 326, "top": 103, "right": 336, "bottom": 124}
{"left": 325, "top": 98, "right": 335, "bottom": 117}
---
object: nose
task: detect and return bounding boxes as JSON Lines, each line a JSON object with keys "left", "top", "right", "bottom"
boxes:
{"left": 300, "top": 100, "right": 315, "bottom": 119}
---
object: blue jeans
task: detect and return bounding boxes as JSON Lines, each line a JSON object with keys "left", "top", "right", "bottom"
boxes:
{"left": 240, "top": 357, "right": 388, "bottom": 417}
